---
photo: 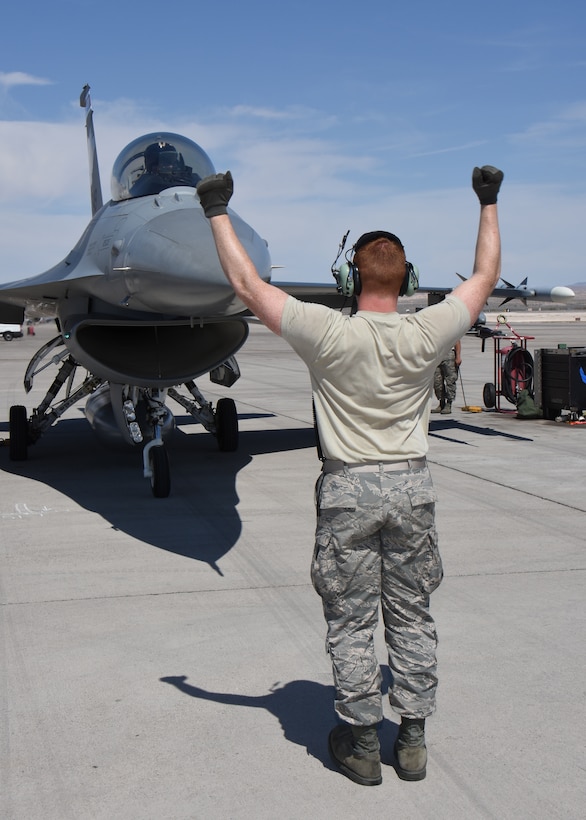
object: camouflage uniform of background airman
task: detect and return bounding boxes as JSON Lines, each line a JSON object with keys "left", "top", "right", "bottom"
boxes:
{"left": 433, "top": 348, "right": 459, "bottom": 411}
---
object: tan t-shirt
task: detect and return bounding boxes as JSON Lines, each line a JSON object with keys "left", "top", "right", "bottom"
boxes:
{"left": 281, "top": 294, "right": 471, "bottom": 462}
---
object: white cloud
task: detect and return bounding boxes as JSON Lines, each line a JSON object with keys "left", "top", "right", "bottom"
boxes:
{"left": 229, "top": 104, "right": 321, "bottom": 122}
{"left": 409, "top": 141, "right": 488, "bottom": 159}
{"left": 0, "top": 72, "right": 52, "bottom": 89}
{"left": 0, "top": 121, "right": 87, "bottom": 206}
{"left": 509, "top": 101, "right": 586, "bottom": 149}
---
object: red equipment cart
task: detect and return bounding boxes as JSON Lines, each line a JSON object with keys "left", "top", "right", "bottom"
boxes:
{"left": 480, "top": 315, "right": 535, "bottom": 413}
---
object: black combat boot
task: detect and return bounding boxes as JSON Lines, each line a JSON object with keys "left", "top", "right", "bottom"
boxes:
{"left": 394, "top": 717, "right": 427, "bottom": 781}
{"left": 328, "top": 723, "right": 382, "bottom": 786}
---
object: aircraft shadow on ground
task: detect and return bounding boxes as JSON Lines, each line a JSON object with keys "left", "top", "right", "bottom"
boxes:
{"left": 159, "top": 665, "right": 400, "bottom": 769}
{"left": 0, "top": 414, "right": 316, "bottom": 574}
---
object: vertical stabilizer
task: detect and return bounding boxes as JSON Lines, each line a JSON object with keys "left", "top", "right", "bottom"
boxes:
{"left": 80, "top": 85, "right": 104, "bottom": 216}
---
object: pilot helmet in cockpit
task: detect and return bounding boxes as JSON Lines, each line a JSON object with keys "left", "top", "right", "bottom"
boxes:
{"left": 112, "top": 131, "right": 215, "bottom": 201}
{"left": 144, "top": 141, "right": 183, "bottom": 177}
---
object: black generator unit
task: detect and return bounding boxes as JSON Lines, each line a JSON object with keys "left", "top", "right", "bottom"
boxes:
{"left": 534, "top": 347, "right": 586, "bottom": 419}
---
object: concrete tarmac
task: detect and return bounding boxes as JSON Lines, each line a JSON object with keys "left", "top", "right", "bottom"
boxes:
{"left": 1, "top": 316, "right": 585, "bottom": 819}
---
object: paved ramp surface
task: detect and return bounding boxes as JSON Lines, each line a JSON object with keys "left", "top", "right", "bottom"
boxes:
{"left": 1, "top": 318, "right": 585, "bottom": 819}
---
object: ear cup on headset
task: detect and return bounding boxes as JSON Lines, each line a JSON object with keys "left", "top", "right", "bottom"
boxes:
{"left": 400, "top": 262, "right": 419, "bottom": 297}
{"left": 335, "top": 262, "right": 361, "bottom": 298}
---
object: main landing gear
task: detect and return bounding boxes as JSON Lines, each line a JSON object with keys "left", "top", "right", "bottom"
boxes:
{"left": 8, "top": 334, "right": 241, "bottom": 498}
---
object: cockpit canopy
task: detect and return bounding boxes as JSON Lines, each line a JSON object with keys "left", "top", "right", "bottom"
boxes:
{"left": 111, "top": 132, "right": 216, "bottom": 201}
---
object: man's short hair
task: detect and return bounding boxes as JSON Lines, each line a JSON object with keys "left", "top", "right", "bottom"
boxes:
{"left": 354, "top": 230, "right": 404, "bottom": 254}
{"left": 354, "top": 231, "right": 406, "bottom": 295}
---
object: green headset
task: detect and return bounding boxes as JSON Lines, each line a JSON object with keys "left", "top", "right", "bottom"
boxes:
{"left": 332, "top": 230, "right": 419, "bottom": 299}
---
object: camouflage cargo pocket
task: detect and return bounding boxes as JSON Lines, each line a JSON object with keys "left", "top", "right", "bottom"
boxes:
{"left": 311, "top": 531, "right": 346, "bottom": 603}
{"left": 415, "top": 527, "right": 443, "bottom": 595}
{"left": 312, "top": 472, "right": 360, "bottom": 602}
{"left": 406, "top": 485, "right": 443, "bottom": 595}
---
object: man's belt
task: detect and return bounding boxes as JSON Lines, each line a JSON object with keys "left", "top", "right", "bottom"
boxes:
{"left": 322, "top": 458, "right": 427, "bottom": 474}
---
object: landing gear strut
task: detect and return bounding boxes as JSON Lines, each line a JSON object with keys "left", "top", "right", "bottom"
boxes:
{"left": 8, "top": 335, "right": 241, "bottom": 497}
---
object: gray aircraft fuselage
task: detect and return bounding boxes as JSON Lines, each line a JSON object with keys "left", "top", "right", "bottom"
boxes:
{"left": 1, "top": 186, "right": 271, "bottom": 387}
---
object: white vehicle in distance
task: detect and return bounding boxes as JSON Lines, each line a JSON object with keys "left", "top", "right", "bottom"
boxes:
{"left": 0, "top": 323, "right": 23, "bottom": 341}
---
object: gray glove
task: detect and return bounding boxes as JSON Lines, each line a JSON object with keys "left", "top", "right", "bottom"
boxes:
{"left": 472, "top": 166, "right": 504, "bottom": 205}
{"left": 197, "top": 171, "right": 234, "bottom": 217}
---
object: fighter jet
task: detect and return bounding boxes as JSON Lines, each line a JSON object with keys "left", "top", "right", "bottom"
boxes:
{"left": 0, "top": 87, "right": 575, "bottom": 497}
{"left": 0, "top": 86, "right": 272, "bottom": 496}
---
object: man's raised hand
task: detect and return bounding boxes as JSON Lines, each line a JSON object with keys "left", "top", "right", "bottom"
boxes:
{"left": 197, "top": 171, "right": 234, "bottom": 217}
{"left": 472, "top": 166, "right": 504, "bottom": 206}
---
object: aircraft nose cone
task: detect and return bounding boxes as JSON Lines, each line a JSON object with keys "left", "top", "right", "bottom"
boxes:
{"left": 120, "top": 208, "right": 229, "bottom": 313}
{"left": 550, "top": 286, "right": 575, "bottom": 303}
{"left": 118, "top": 203, "right": 270, "bottom": 315}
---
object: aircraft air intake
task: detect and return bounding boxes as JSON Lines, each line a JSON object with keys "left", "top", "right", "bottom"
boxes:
{"left": 66, "top": 318, "right": 249, "bottom": 388}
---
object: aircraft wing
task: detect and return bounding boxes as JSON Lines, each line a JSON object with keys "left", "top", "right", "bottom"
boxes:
{"left": 0, "top": 218, "right": 105, "bottom": 323}
{"left": 272, "top": 278, "right": 576, "bottom": 307}
{"left": 273, "top": 282, "right": 349, "bottom": 309}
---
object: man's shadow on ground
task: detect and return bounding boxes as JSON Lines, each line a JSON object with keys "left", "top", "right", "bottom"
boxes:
{"left": 160, "top": 666, "right": 399, "bottom": 771}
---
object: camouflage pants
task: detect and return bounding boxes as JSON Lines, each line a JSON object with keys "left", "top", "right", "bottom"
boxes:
{"left": 312, "top": 464, "right": 442, "bottom": 725}
{"left": 434, "top": 355, "right": 458, "bottom": 404}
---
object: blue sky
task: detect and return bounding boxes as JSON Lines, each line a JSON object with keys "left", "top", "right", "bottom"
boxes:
{"left": 1, "top": 0, "right": 585, "bottom": 288}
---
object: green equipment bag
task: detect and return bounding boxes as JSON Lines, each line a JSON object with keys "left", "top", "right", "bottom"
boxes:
{"left": 516, "top": 389, "right": 542, "bottom": 419}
